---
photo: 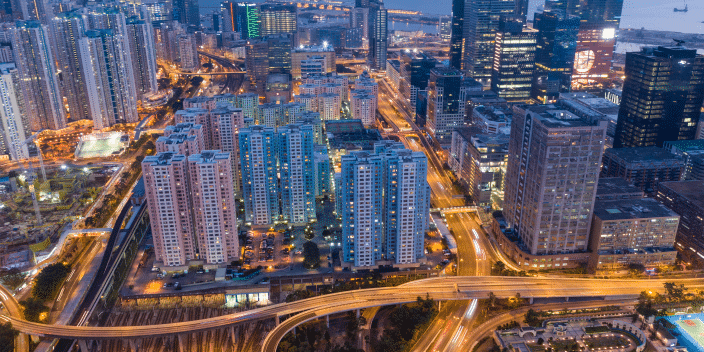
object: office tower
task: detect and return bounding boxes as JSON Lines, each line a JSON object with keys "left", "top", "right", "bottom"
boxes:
{"left": 548, "top": 0, "right": 623, "bottom": 27}
{"left": 367, "top": 0, "right": 387, "bottom": 70}
{"left": 126, "top": 17, "right": 158, "bottom": 98}
{"left": 656, "top": 181, "right": 704, "bottom": 267}
{"left": 449, "top": 127, "right": 509, "bottom": 206}
{"left": 277, "top": 123, "right": 316, "bottom": 224}
{"left": 589, "top": 198, "right": 679, "bottom": 270}
{"left": 614, "top": 46, "right": 704, "bottom": 148}
{"left": 601, "top": 147, "right": 684, "bottom": 194}
{"left": 340, "top": 142, "right": 430, "bottom": 268}
{"left": 426, "top": 68, "right": 466, "bottom": 145}
{"left": 141, "top": 2, "right": 172, "bottom": 23}
{"left": 259, "top": 4, "right": 296, "bottom": 37}
{"left": 463, "top": 0, "right": 515, "bottom": 84}
{"left": 80, "top": 29, "right": 138, "bottom": 130}
{"left": 173, "top": 0, "right": 199, "bottom": 29}
{"left": 51, "top": 11, "right": 91, "bottom": 121}
{"left": 514, "top": 0, "right": 529, "bottom": 22}
{"left": 239, "top": 125, "right": 279, "bottom": 225}
{"left": 398, "top": 51, "right": 436, "bottom": 116}
{"left": 0, "top": 63, "right": 28, "bottom": 160}
{"left": 571, "top": 22, "right": 616, "bottom": 90}
{"left": 471, "top": 105, "right": 512, "bottom": 134}
{"left": 178, "top": 34, "right": 199, "bottom": 71}
{"left": 221, "top": 1, "right": 236, "bottom": 32}
{"left": 491, "top": 17, "right": 537, "bottom": 101}
{"left": 157, "top": 123, "right": 204, "bottom": 155}
{"left": 236, "top": 2, "right": 260, "bottom": 39}
{"left": 265, "top": 73, "right": 291, "bottom": 104}
{"left": 245, "top": 38, "right": 269, "bottom": 92}
{"left": 188, "top": 151, "right": 239, "bottom": 264}
{"left": 143, "top": 153, "right": 197, "bottom": 266}
{"left": 531, "top": 11, "right": 580, "bottom": 103}
{"left": 267, "top": 34, "right": 292, "bottom": 74}
{"left": 439, "top": 16, "right": 451, "bottom": 41}
{"left": 449, "top": 0, "right": 464, "bottom": 69}
{"left": 504, "top": 105, "right": 607, "bottom": 258}
{"left": 9, "top": 20, "right": 65, "bottom": 130}
{"left": 351, "top": 91, "right": 376, "bottom": 126}
{"left": 349, "top": 6, "right": 369, "bottom": 49}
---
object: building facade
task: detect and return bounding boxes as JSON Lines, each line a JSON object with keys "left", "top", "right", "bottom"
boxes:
{"left": 277, "top": 123, "right": 316, "bottom": 224}
{"left": 491, "top": 18, "right": 537, "bottom": 101}
{"left": 426, "top": 68, "right": 466, "bottom": 145}
{"left": 601, "top": 147, "right": 684, "bottom": 194}
{"left": 239, "top": 126, "right": 280, "bottom": 225}
{"left": 656, "top": 181, "right": 704, "bottom": 267}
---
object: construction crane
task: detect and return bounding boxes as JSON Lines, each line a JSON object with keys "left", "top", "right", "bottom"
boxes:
{"left": 18, "top": 131, "right": 46, "bottom": 225}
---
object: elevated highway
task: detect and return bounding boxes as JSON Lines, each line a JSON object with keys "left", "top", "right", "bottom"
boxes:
{"left": 0, "top": 284, "right": 28, "bottom": 352}
{"left": 1, "top": 276, "right": 701, "bottom": 342}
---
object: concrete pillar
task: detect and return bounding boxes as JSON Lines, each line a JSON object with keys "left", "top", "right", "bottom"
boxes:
{"left": 356, "top": 309, "right": 360, "bottom": 320}
{"left": 565, "top": 297, "right": 570, "bottom": 302}
{"left": 529, "top": 297, "right": 534, "bottom": 304}
{"left": 326, "top": 314, "right": 330, "bottom": 328}
{"left": 127, "top": 339, "right": 141, "bottom": 352}
{"left": 177, "top": 334, "right": 187, "bottom": 352}
{"left": 275, "top": 315, "right": 280, "bottom": 325}
{"left": 229, "top": 326, "right": 237, "bottom": 348}
{"left": 78, "top": 340, "right": 90, "bottom": 352}
{"left": 438, "top": 301, "right": 442, "bottom": 310}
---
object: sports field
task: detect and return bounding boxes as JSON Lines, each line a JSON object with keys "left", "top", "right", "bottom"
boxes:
{"left": 75, "top": 132, "right": 127, "bottom": 159}
{"left": 665, "top": 313, "right": 704, "bottom": 351}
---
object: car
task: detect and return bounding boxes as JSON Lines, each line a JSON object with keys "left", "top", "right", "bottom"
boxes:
{"left": 196, "top": 269, "right": 205, "bottom": 274}
{"left": 164, "top": 282, "right": 174, "bottom": 288}
{"left": 174, "top": 282, "right": 182, "bottom": 290}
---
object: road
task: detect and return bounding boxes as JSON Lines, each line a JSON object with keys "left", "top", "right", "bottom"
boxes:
{"left": 0, "top": 284, "right": 28, "bottom": 352}
{"left": 2, "top": 276, "right": 701, "bottom": 341}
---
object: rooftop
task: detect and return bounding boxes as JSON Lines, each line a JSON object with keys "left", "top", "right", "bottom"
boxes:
{"left": 596, "top": 178, "right": 644, "bottom": 198}
{"left": 604, "top": 147, "right": 683, "bottom": 164}
{"left": 593, "top": 198, "right": 679, "bottom": 221}
{"left": 658, "top": 180, "right": 704, "bottom": 210}
{"left": 663, "top": 139, "right": 704, "bottom": 153}
{"left": 519, "top": 105, "right": 601, "bottom": 128}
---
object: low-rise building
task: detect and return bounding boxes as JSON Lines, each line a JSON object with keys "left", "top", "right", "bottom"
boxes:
{"left": 601, "top": 147, "right": 684, "bottom": 195}
{"left": 656, "top": 180, "right": 704, "bottom": 267}
{"left": 662, "top": 139, "right": 704, "bottom": 181}
{"left": 471, "top": 105, "right": 512, "bottom": 134}
{"left": 595, "top": 177, "right": 644, "bottom": 201}
{"left": 589, "top": 198, "right": 679, "bottom": 270}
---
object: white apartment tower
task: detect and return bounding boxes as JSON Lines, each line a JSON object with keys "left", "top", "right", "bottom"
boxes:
{"left": 0, "top": 63, "right": 29, "bottom": 160}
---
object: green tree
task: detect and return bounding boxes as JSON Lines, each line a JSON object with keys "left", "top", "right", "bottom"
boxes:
{"left": 302, "top": 241, "right": 320, "bottom": 269}
{"left": 664, "top": 282, "right": 686, "bottom": 302}
{"left": 0, "top": 322, "right": 17, "bottom": 352}
{"left": 20, "top": 297, "right": 48, "bottom": 322}
{"left": 32, "top": 262, "right": 71, "bottom": 301}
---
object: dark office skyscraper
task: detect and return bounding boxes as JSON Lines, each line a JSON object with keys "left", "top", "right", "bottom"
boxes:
{"left": 614, "top": 46, "right": 704, "bottom": 148}
{"left": 491, "top": 17, "right": 537, "bottom": 101}
{"left": 514, "top": 0, "right": 529, "bottom": 22}
{"left": 449, "top": 0, "right": 464, "bottom": 69}
{"left": 463, "top": 0, "right": 515, "bottom": 85}
{"left": 531, "top": 11, "right": 580, "bottom": 103}
{"left": 368, "top": 0, "right": 387, "bottom": 70}
{"left": 236, "top": 2, "right": 260, "bottom": 39}
{"left": 173, "top": 0, "right": 200, "bottom": 29}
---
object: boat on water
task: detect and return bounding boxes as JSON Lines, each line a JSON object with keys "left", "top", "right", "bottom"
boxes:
{"left": 674, "top": 2, "right": 688, "bottom": 12}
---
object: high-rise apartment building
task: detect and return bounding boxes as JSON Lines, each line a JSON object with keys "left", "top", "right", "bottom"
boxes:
{"left": 340, "top": 141, "right": 430, "bottom": 269}
{"left": 80, "top": 29, "right": 138, "bottom": 130}
{"left": 178, "top": 34, "right": 199, "bottom": 72}
{"left": 449, "top": 0, "right": 464, "bottom": 69}
{"left": 157, "top": 123, "right": 204, "bottom": 156}
{"left": 259, "top": 4, "right": 296, "bottom": 37}
{"left": 491, "top": 17, "right": 537, "bottom": 101}
{"left": 239, "top": 125, "right": 280, "bottom": 225}
{"left": 531, "top": 11, "right": 580, "bottom": 103}
{"left": 503, "top": 105, "right": 607, "bottom": 257}
{"left": 463, "top": 0, "right": 515, "bottom": 85}
{"left": 277, "top": 123, "right": 316, "bottom": 224}
{"left": 10, "top": 0, "right": 49, "bottom": 22}
{"left": 52, "top": 11, "right": 91, "bottom": 121}
{"left": 188, "top": 151, "right": 239, "bottom": 264}
{"left": 426, "top": 68, "right": 466, "bottom": 145}
{"left": 9, "top": 20, "right": 65, "bottom": 130}
{"left": 614, "top": 46, "right": 704, "bottom": 148}
{"left": 317, "top": 93, "right": 341, "bottom": 121}
{"left": 351, "top": 91, "right": 376, "bottom": 126}
{"left": 0, "top": 63, "right": 28, "bottom": 160}
{"left": 126, "top": 17, "right": 158, "bottom": 98}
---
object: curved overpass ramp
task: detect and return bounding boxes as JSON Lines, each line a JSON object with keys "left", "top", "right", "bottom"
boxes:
{"left": 0, "top": 284, "right": 28, "bottom": 352}
{"left": 1, "top": 277, "right": 702, "bottom": 341}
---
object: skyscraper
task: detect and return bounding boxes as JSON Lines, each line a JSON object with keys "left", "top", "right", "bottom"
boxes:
{"left": 80, "top": 29, "right": 138, "bottom": 129}
{"left": 503, "top": 105, "right": 607, "bottom": 257}
{"left": 350, "top": 6, "right": 369, "bottom": 50}
{"left": 239, "top": 125, "right": 280, "bottom": 225}
{"left": 259, "top": 4, "right": 296, "bottom": 37}
{"left": 277, "top": 123, "right": 316, "bottom": 224}
{"left": 236, "top": 2, "right": 260, "bottom": 39}
{"left": 398, "top": 51, "right": 436, "bottom": 116}
{"left": 221, "top": 1, "right": 237, "bottom": 32}
{"left": 365, "top": 0, "right": 387, "bottom": 70}
{"left": 570, "top": 22, "right": 616, "bottom": 90}
{"left": 178, "top": 34, "right": 199, "bottom": 72}
{"left": 173, "top": 0, "right": 200, "bottom": 29}
{"left": 426, "top": 68, "right": 466, "bottom": 144}
{"left": 463, "top": 0, "right": 515, "bottom": 84}
{"left": 340, "top": 141, "right": 430, "bottom": 268}
{"left": 449, "top": 0, "right": 464, "bottom": 69}
{"left": 126, "top": 17, "right": 158, "bottom": 98}
{"left": 51, "top": 11, "right": 91, "bottom": 121}
{"left": 514, "top": 0, "right": 530, "bottom": 22}
{"left": 188, "top": 151, "right": 239, "bottom": 264}
{"left": 211, "top": 104, "right": 245, "bottom": 195}
{"left": 9, "top": 21, "right": 65, "bottom": 131}
{"left": 531, "top": 11, "right": 580, "bottom": 103}
{"left": 491, "top": 17, "right": 537, "bottom": 101}
{"left": 0, "top": 63, "right": 28, "bottom": 160}
{"left": 614, "top": 46, "right": 704, "bottom": 148}
{"left": 9, "top": 0, "right": 49, "bottom": 23}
